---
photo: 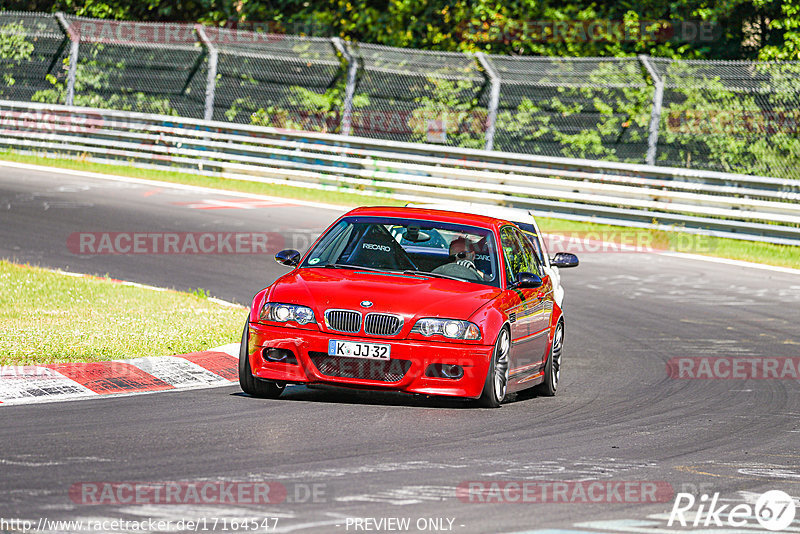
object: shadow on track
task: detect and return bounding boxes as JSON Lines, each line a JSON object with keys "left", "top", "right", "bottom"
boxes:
{"left": 231, "top": 384, "right": 547, "bottom": 409}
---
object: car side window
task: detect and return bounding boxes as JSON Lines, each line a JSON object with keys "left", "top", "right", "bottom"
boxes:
{"left": 520, "top": 230, "right": 545, "bottom": 268}
{"left": 500, "top": 227, "right": 533, "bottom": 285}
{"left": 516, "top": 229, "right": 543, "bottom": 277}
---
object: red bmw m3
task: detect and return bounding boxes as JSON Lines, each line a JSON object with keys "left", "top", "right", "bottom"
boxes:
{"left": 239, "top": 206, "right": 577, "bottom": 407}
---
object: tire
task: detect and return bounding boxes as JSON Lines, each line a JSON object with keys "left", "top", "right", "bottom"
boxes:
{"left": 533, "top": 320, "right": 563, "bottom": 397}
{"left": 238, "top": 315, "right": 285, "bottom": 399}
{"left": 477, "top": 328, "right": 511, "bottom": 408}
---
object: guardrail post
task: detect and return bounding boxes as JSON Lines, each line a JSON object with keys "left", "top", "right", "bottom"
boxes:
{"left": 475, "top": 52, "right": 500, "bottom": 152}
{"left": 332, "top": 37, "right": 357, "bottom": 136}
{"left": 195, "top": 25, "right": 218, "bottom": 122}
{"left": 638, "top": 55, "right": 664, "bottom": 166}
{"left": 55, "top": 13, "right": 79, "bottom": 106}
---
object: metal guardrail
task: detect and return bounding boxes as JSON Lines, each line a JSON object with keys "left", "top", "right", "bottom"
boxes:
{"left": 1, "top": 99, "right": 799, "bottom": 246}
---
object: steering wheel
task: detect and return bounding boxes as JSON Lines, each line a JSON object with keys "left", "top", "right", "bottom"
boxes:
{"left": 431, "top": 262, "right": 484, "bottom": 282}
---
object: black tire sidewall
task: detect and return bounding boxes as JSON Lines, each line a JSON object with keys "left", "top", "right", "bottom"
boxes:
{"left": 239, "top": 314, "right": 285, "bottom": 399}
{"left": 238, "top": 315, "right": 255, "bottom": 394}
{"left": 478, "top": 328, "right": 508, "bottom": 408}
{"left": 534, "top": 322, "right": 561, "bottom": 397}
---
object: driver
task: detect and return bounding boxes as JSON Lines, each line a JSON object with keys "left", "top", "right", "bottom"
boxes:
{"left": 445, "top": 237, "right": 486, "bottom": 280}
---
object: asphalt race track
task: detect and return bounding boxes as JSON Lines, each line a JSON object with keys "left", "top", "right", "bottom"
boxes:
{"left": 1, "top": 163, "right": 799, "bottom": 534}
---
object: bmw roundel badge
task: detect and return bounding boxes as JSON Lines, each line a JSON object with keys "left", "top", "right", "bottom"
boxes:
{"left": 360, "top": 300, "right": 373, "bottom": 308}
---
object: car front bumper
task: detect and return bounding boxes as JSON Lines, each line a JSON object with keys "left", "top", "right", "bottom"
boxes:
{"left": 247, "top": 322, "right": 494, "bottom": 398}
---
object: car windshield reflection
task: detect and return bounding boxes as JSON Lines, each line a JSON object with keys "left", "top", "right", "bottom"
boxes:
{"left": 301, "top": 216, "right": 500, "bottom": 287}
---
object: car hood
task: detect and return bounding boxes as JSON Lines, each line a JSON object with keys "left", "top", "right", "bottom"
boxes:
{"left": 267, "top": 268, "right": 501, "bottom": 323}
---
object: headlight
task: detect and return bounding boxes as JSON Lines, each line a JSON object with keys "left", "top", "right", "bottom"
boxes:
{"left": 411, "top": 318, "right": 481, "bottom": 340}
{"left": 260, "top": 302, "right": 316, "bottom": 325}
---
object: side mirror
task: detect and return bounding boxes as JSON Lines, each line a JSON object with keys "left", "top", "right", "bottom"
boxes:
{"left": 513, "top": 272, "right": 543, "bottom": 289}
{"left": 275, "top": 249, "right": 301, "bottom": 267}
{"left": 551, "top": 252, "right": 579, "bottom": 268}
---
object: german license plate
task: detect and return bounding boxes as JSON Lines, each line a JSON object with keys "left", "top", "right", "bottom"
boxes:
{"left": 327, "top": 340, "right": 391, "bottom": 360}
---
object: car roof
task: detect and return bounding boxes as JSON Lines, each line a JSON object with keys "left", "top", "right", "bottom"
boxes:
{"left": 345, "top": 206, "right": 511, "bottom": 230}
{"left": 406, "top": 202, "right": 533, "bottom": 221}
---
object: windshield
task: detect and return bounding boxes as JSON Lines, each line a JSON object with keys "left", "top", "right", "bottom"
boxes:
{"left": 301, "top": 216, "right": 500, "bottom": 287}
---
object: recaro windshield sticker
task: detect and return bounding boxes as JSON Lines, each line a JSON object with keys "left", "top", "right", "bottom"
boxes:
{"left": 362, "top": 243, "right": 391, "bottom": 253}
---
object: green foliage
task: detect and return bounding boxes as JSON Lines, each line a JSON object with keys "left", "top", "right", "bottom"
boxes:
{"left": 232, "top": 0, "right": 796, "bottom": 61}
{"left": 0, "top": 23, "right": 33, "bottom": 62}
{"left": 190, "top": 287, "right": 210, "bottom": 299}
{"left": 219, "top": 39, "right": 349, "bottom": 131}
{"left": 758, "top": 0, "right": 800, "bottom": 60}
{"left": 225, "top": 86, "right": 343, "bottom": 132}
{"left": 31, "top": 45, "right": 179, "bottom": 115}
{"left": 1, "top": 0, "right": 235, "bottom": 22}
{"left": 0, "top": 23, "right": 35, "bottom": 89}
{"left": 407, "top": 77, "right": 485, "bottom": 149}
{"left": 5, "top": 0, "right": 800, "bottom": 60}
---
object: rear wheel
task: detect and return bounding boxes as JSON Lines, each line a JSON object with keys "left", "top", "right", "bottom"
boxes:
{"left": 238, "top": 315, "right": 285, "bottom": 399}
{"left": 533, "top": 321, "right": 563, "bottom": 397}
{"left": 477, "top": 328, "right": 510, "bottom": 408}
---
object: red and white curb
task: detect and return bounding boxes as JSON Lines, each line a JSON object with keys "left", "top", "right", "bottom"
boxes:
{"left": 0, "top": 343, "right": 241, "bottom": 406}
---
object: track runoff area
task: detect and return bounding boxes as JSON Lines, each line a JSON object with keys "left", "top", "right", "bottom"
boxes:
{"left": 0, "top": 161, "right": 798, "bottom": 534}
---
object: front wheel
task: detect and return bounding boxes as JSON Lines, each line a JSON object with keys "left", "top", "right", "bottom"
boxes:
{"left": 238, "top": 315, "right": 285, "bottom": 399}
{"left": 477, "top": 328, "right": 510, "bottom": 408}
{"left": 533, "top": 321, "right": 563, "bottom": 397}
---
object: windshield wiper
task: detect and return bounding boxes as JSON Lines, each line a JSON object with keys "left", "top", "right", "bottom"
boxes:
{"left": 403, "top": 270, "right": 462, "bottom": 282}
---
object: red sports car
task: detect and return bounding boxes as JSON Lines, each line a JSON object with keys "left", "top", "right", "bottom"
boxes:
{"left": 239, "top": 207, "right": 577, "bottom": 407}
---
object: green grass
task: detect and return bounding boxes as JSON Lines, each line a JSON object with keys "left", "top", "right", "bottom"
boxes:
{"left": 0, "top": 260, "right": 245, "bottom": 365}
{"left": 1, "top": 150, "right": 798, "bottom": 269}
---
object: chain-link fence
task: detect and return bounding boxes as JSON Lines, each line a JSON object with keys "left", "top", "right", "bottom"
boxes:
{"left": 348, "top": 43, "right": 488, "bottom": 148}
{"left": 207, "top": 28, "right": 344, "bottom": 130}
{"left": 0, "top": 12, "right": 69, "bottom": 103}
{"left": 62, "top": 17, "right": 207, "bottom": 118}
{"left": 1, "top": 11, "right": 799, "bottom": 179}
{"left": 489, "top": 56, "right": 653, "bottom": 162}
{"left": 651, "top": 58, "right": 800, "bottom": 179}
